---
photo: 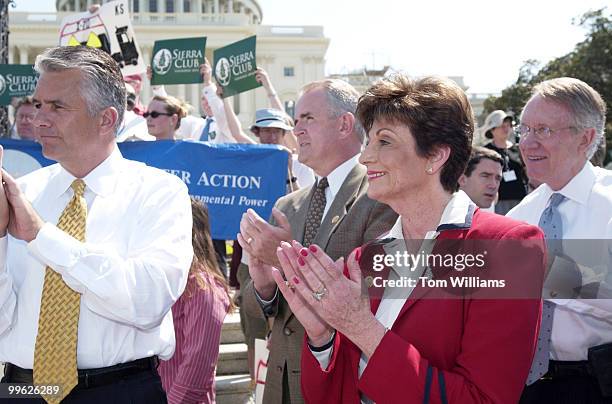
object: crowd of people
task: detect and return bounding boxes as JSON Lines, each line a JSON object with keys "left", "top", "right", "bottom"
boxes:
{"left": 0, "top": 43, "right": 610, "bottom": 404}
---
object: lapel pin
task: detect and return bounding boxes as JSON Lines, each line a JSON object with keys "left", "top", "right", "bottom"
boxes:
{"left": 331, "top": 215, "right": 340, "bottom": 224}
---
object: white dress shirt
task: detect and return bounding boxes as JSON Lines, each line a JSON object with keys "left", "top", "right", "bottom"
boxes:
{"left": 0, "top": 147, "right": 193, "bottom": 369}
{"left": 312, "top": 191, "right": 476, "bottom": 375}
{"left": 507, "top": 161, "right": 612, "bottom": 360}
{"left": 319, "top": 154, "right": 361, "bottom": 220}
{"left": 201, "top": 83, "right": 236, "bottom": 144}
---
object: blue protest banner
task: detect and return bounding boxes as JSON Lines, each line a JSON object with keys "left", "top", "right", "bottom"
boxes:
{"left": 0, "top": 139, "right": 288, "bottom": 240}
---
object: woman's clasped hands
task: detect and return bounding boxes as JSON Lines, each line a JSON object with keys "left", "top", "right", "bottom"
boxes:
{"left": 272, "top": 241, "right": 377, "bottom": 350}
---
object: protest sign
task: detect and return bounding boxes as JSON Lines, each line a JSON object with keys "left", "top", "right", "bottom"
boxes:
{"left": 254, "top": 338, "right": 269, "bottom": 404}
{"left": 151, "top": 37, "right": 207, "bottom": 85}
{"left": 59, "top": 0, "right": 145, "bottom": 76}
{"left": 213, "top": 35, "right": 261, "bottom": 97}
{"left": 0, "top": 65, "right": 38, "bottom": 106}
{"left": 0, "top": 139, "right": 287, "bottom": 240}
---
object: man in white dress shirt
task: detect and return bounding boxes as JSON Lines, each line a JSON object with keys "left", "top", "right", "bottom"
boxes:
{"left": 508, "top": 77, "right": 612, "bottom": 404}
{"left": 0, "top": 46, "right": 193, "bottom": 403}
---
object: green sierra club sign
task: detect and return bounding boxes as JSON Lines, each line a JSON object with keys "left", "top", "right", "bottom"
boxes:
{"left": 151, "top": 37, "right": 207, "bottom": 85}
{"left": 214, "top": 35, "right": 261, "bottom": 97}
{"left": 0, "top": 65, "right": 38, "bottom": 106}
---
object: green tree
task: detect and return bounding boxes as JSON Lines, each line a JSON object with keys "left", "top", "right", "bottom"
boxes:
{"left": 482, "top": 8, "right": 612, "bottom": 165}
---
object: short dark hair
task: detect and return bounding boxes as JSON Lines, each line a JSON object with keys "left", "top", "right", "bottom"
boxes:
{"left": 357, "top": 74, "right": 474, "bottom": 192}
{"left": 465, "top": 146, "right": 504, "bottom": 177}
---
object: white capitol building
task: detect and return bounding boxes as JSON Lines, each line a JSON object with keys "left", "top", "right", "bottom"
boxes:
{"left": 9, "top": 0, "right": 329, "bottom": 126}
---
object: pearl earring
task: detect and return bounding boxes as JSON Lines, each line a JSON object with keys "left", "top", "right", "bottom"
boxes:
{"left": 426, "top": 167, "right": 434, "bottom": 174}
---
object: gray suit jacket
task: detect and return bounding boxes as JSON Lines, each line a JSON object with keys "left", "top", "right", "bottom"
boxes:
{"left": 243, "top": 162, "right": 398, "bottom": 404}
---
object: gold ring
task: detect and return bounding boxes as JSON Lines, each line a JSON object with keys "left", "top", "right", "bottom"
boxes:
{"left": 285, "top": 280, "right": 295, "bottom": 290}
{"left": 246, "top": 237, "right": 253, "bottom": 244}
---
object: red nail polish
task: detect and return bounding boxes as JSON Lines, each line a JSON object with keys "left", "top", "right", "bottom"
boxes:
{"left": 293, "top": 277, "right": 300, "bottom": 284}
{"left": 300, "top": 248, "right": 308, "bottom": 257}
{"left": 298, "top": 256, "right": 305, "bottom": 266}
{"left": 309, "top": 245, "right": 317, "bottom": 253}
{"left": 354, "top": 248, "right": 362, "bottom": 262}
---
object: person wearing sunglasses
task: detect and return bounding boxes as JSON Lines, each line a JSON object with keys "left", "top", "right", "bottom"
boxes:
{"left": 145, "top": 95, "right": 188, "bottom": 140}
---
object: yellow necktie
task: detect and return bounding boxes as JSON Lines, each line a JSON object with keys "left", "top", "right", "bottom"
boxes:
{"left": 33, "top": 179, "right": 87, "bottom": 403}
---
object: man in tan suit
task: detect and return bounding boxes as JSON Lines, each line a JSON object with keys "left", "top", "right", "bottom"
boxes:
{"left": 238, "top": 79, "right": 397, "bottom": 403}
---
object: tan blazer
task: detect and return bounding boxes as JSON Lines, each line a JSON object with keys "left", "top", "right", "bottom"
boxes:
{"left": 243, "top": 163, "right": 398, "bottom": 404}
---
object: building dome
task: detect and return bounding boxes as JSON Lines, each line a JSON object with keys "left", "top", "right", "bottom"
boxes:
{"left": 56, "top": 0, "right": 263, "bottom": 25}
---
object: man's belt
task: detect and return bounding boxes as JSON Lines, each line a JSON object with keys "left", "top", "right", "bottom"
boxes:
{"left": 543, "top": 359, "right": 592, "bottom": 379}
{"left": 3, "top": 356, "right": 159, "bottom": 390}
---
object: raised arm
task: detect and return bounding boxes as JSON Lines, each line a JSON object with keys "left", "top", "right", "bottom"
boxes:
{"left": 218, "top": 86, "right": 256, "bottom": 144}
{"left": 255, "top": 68, "right": 283, "bottom": 111}
{"left": 147, "top": 65, "right": 168, "bottom": 97}
{"left": 199, "top": 59, "right": 238, "bottom": 143}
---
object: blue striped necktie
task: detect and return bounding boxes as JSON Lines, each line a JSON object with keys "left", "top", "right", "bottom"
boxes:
{"left": 199, "top": 117, "right": 213, "bottom": 141}
{"left": 526, "top": 192, "right": 566, "bottom": 385}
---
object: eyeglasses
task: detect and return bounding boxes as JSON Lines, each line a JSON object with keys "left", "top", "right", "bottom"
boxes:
{"left": 143, "top": 111, "right": 173, "bottom": 119}
{"left": 515, "top": 124, "right": 577, "bottom": 142}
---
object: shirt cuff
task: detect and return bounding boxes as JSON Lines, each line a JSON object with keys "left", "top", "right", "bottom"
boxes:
{"left": 27, "top": 222, "right": 84, "bottom": 272}
{"left": 202, "top": 83, "right": 216, "bottom": 97}
{"left": 254, "top": 286, "right": 278, "bottom": 316}
{"left": 308, "top": 331, "right": 336, "bottom": 370}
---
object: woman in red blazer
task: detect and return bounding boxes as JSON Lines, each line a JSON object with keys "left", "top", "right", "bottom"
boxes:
{"left": 272, "top": 74, "right": 546, "bottom": 403}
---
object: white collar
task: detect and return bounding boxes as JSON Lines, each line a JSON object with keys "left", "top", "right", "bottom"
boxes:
{"left": 539, "top": 161, "right": 595, "bottom": 206}
{"left": 316, "top": 154, "right": 360, "bottom": 196}
{"left": 386, "top": 190, "right": 476, "bottom": 240}
{"left": 50, "top": 146, "right": 124, "bottom": 199}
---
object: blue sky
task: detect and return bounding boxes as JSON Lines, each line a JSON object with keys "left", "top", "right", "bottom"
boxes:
{"left": 11, "top": 0, "right": 610, "bottom": 93}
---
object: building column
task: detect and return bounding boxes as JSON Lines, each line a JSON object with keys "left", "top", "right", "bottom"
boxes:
{"left": 191, "top": 84, "right": 201, "bottom": 115}
{"left": 8, "top": 46, "right": 14, "bottom": 64}
{"left": 19, "top": 47, "right": 28, "bottom": 64}
{"left": 177, "top": 84, "right": 186, "bottom": 102}
{"left": 141, "top": 46, "right": 151, "bottom": 103}
{"left": 195, "top": 0, "right": 202, "bottom": 13}
{"left": 227, "top": 0, "right": 233, "bottom": 13}
{"left": 177, "top": 0, "right": 184, "bottom": 13}
{"left": 214, "top": 0, "right": 219, "bottom": 14}
{"left": 157, "top": 0, "right": 162, "bottom": 12}
{"left": 314, "top": 56, "right": 324, "bottom": 80}
{"left": 301, "top": 56, "right": 310, "bottom": 82}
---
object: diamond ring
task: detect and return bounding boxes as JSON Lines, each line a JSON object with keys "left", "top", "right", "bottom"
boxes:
{"left": 312, "top": 286, "right": 328, "bottom": 301}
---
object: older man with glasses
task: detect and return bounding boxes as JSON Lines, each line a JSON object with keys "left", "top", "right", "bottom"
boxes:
{"left": 508, "top": 77, "right": 612, "bottom": 404}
